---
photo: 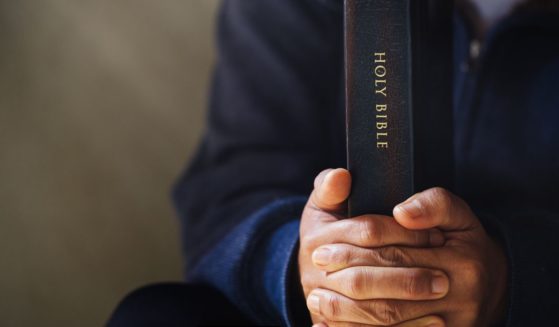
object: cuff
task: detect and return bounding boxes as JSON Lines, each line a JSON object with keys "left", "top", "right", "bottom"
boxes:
{"left": 253, "top": 218, "right": 309, "bottom": 326}
{"left": 187, "top": 196, "right": 308, "bottom": 326}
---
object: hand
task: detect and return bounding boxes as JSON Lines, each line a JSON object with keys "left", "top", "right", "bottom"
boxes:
{"left": 308, "top": 186, "right": 508, "bottom": 327}
{"left": 299, "top": 169, "right": 448, "bottom": 327}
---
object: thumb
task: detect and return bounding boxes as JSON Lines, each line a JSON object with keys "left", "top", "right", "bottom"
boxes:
{"left": 393, "top": 187, "right": 479, "bottom": 231}
{"left": 308, "top": 168, "right": 351, "bottom": 213}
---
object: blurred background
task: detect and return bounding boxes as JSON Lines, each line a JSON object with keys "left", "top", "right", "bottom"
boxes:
{"left": 0, "top": 1, "right": 219, "bottom": 326}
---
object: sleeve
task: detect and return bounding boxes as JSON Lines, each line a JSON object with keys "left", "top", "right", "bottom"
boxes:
{"left": 172, "top": 0, "right": 344, "bottom": 325}
{"left": 478, "top": 210, "right": 559, "bottom": 327}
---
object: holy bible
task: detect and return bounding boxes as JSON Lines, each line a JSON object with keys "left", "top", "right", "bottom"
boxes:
{"left": 345, "top": 0, "right": 454, "bottom": 217}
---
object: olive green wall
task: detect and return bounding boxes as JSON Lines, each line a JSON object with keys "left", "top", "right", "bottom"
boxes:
{"left": 0, "top": 1, "right": 219, "bottom": 326}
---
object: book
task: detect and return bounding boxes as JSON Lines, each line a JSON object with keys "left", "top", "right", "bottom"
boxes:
{"left": 345, "top": 0, "right": 454, "bottom": 217}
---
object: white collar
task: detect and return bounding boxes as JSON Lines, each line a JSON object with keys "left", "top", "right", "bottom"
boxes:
{"left": 468, "top": 0, "right": 525, "bottom": 28}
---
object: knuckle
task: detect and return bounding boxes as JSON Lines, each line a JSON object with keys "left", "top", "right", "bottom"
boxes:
{"left": 359, "top": 219, "right": 382, "bottom": 245}
{"left": 431, "top": 186, "right": 451, "bottom": 199}
{"left": 402, "top": 270, "right": 430, "bottom": 297}
{"left": 461, "top": 259, "right": 484, "bottom": 283}
{"left": 322, "top": 293, "right": 342, "bottom": 320}
{"left": 343, "top": 268, "right": 367, "bottom": 299}
{"left": 300, "top": 230, "right": 320, "bottom": 251}
{"left": 367, "top": 300, "right": 402, "bottom": 325}
{"left": 331, "top": 245, "right": 352, "bottom": 266}
{"left": 376, "top": 247, "right": 409, "bottom": 266}
{"left": 359, "top": 220, "right": 375, "bottom": 244}
{"left": 430, "top": 187, "right": 453, "bottom": 213}
{"left": 460, "top": 259, "right": 486, "bottom": 297}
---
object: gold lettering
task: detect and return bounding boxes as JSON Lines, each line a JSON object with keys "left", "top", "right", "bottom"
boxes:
{"left": 375, "top": 87, "right": 387, "bottom": 97}
{"left": 374, "top": 66, "right": 386, "bottom": 78}
{"left": 373, "top": 52, "right": 388, "bottom": 149}
{"left": 374, "top": 52, "right": 386, "bottom": 63}
{"left": 377, "top": 132, "right": 388, "bottom": 139}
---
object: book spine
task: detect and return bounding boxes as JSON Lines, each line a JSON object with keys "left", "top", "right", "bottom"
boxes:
{"left": 345, "top": 0, "right": 454, "bottom": 217}
{"left": 345, "top": 0, "right": 414, "bottom": 217}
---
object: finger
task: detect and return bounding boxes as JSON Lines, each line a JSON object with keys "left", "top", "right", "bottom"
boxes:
{"left": 385, "top": 316, "right": 444, "bottom": 327}
{"left": 307, "top": 288, "right": 445, "bottom": 326}
{"left": 309, "top": 168, "right": 352, "bottom": 213}
{"left": 393, "top": 187, "right": 479, "bottom": 231}
{"left": 316, "top": 322, "right": 376, "bottom": 327}
{"left": 305, "top": 215, "right": 445, "bottom": 250}
{"left": 322, "top": 266, "right": 449, "bottom": 300}
{"left": 315, "top": 321, "right": 374, "bottom": 327}
{"left": 312, "top": 244, "right": 444, "bottom": 273}
{"left": 320, "top": 316, "right": 445, "bottom": 327}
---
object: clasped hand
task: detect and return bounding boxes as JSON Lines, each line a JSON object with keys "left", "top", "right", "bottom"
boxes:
{"left": 299, "top": 169, "right": 507, "bottom": 327}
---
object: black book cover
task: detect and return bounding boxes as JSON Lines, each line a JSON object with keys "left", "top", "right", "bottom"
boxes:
{"left": 345, "top": 0, "right": 454, "bottom": 217}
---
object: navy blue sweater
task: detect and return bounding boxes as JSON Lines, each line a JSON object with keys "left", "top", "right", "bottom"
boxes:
{"left": 173, "top": 1, "right": 559, "bottom": 325}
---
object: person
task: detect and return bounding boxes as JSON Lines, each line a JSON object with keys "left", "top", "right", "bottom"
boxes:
{"left": 108, "top": 0, "right": 559, "bottom": 326}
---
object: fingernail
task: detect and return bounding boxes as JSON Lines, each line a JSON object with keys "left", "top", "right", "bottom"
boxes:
{"left": 431, "top": 274, "right": 448, "bottom": 295}
{"left": 429, "top": 229, "right": 445, "bottom": 247}
{"left": 307, "top": 294, "right": 320, "bottom": 315}
{"left": 314, "top": 169, "right": 333, "bottom": 189}
{"left": 396, "top": 199, "right": 423, "bottom": 218}
{"left": 312, "top": 247, "right": 332, "bottom": 266}
{"left": 426, "top": 323, "right": 443, "bottom": 327}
